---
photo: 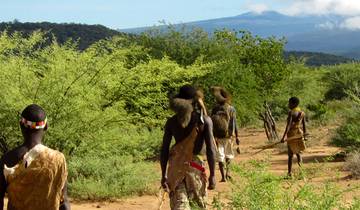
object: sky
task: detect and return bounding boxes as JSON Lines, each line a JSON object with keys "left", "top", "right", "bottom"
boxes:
{"left": 1, "top": 0, "right": 360, "bottom": 29}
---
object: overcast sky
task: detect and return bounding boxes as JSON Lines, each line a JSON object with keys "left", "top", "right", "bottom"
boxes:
{"left": 1, "top": 0, "right": 360, "bottom": 29}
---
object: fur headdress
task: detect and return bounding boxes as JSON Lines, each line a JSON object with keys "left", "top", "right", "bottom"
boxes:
{"left": 210, "top": 86, "right": 231, "bottom": 104}
{"left": 170, "top": 85, "right": 205, "bottom": 128}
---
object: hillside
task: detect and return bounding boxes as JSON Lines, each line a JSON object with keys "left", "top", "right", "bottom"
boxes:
{"left": 0, "top": 21, "right": 353, "bottom": 66}
{"left": 0, "top": 21, "right": 123, "bottom": 50}
{"left": 120, "top": 11, "right": 360, "bottom": 59}
{"left": 285, "top": 51, "right": 353, "bottom": 66}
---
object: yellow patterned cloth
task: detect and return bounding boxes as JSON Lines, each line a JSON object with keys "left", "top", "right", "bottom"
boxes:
{"left": 4, "top": 144, "right": 67, "bottom": 210}
{"left": 287, "top": 110, "right": 306, "bottom": 154}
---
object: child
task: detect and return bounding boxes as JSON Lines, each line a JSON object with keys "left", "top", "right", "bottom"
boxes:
{"left": 281, "top": 97, "right": 307, "bottom": 177}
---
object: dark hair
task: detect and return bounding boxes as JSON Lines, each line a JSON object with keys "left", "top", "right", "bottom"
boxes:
{"left": 175, "top": 85, "right": 196, "bottom": 100}
{"left": 289, "top": 97, "right": 300, "bottom": 106}
{"left": 21, "top": 104, "right": 46, "bottom": 122}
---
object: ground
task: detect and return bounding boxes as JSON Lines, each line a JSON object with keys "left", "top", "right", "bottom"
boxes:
{"left": 6, "top": 125, "right": 358, "bottom": 209}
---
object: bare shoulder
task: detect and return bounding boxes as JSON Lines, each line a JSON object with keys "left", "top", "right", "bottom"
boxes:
{"left": 1, "top": 146, "right": 27, "bottom": 167}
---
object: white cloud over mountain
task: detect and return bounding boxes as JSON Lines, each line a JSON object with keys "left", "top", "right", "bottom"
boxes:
{"left": 340, "top": 16, "right": 360, "bottom": 30}
{"left": 248, "top": 0, "right": 360, "bottom": 30}
{"left": 283, "top": 0, "right": 360, "bottom": 16}
{"left": 247, "top": 3, "right": 269, "bottom": 14}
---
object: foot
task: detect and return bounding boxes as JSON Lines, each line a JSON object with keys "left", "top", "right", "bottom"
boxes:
{"left": 220, "top": 178, "right": 226, "bottom": 182}
{"left": 284, "top": 174, "right": 292, "bottom": 180}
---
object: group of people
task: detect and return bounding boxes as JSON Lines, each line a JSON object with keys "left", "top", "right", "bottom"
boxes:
{"left": 0, "top": 85, "right": 307, "bottom": 210}
{"left": 160, "top": 85, "right": 307, "bottom": 210}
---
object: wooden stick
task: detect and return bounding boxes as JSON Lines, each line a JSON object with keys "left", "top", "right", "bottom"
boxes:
{"left": 157, "top": 187, "right": 168, "bottom": 210}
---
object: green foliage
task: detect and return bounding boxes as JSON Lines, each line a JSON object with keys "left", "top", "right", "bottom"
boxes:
{"left": 68, "top": 155, "right": 158, "bottom": 199}
{"left": 270, "top": 62, "right": 329, "bottom": 121}
{"left": 3, "top": 26, "right": 359, "bottom": 202}
{"left": 324, "top": 63, "right": 360, "bottom": 101}
{"left": 222, "top": 160, "right": 358, "bottom": 210}
{"left": 333, "top": 113, "right": 360, "bottom": 149}
{"left": 0, "top": 31, "right": 206, "bottom": 199}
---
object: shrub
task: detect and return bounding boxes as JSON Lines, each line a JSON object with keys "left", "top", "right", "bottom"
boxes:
{"left": 332, "top": 113, "right": 360, "bottom": 149}
{"left": 345, "top": 151, "right": 360, "bottom": 179}
{"left": 68, "top": 155, "right": 158, "bottom": 200}
{"left": 324, "top": 63, "right": 360, "bottom": 101}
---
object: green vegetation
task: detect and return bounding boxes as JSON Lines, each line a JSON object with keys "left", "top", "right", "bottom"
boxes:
{"left": 213, "top": 159, "right": 360, "bottom": 209}
{"left": 0, "top": 24, "right": 359, "bottom": 202}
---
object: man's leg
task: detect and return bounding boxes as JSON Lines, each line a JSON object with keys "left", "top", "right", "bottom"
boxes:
{"left": 225, "top": 137, "right": 234, "bottom": 180}
{"left": 219, "top": 162, "right": 226, "bottom": 182}
{"left": 288, "top": 146, "right": 294, "bottom": 177}
{"left": 225, "top": 158, "right": 232, "bottom": 180}
{"left": 216, "top": 139, "right": 226, "bottom": 182}
{"left": 296, "top": 154, "right": 302, "bottom": 167}
{"left": 170, "top": 180, "right": 191, "bottom": 210}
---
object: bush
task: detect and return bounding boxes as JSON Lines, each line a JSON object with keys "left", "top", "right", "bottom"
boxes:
{"left": 345, "top": 151, "right": 360, "bottom": 179}
{"left": 68, "top": 155, "right": 158, "bottom": 200}
{"left": 332, "top": 113, "right": 360, "bottom": 149}
{"left": 324, "top": 63, "right": 360, "bottom": 101}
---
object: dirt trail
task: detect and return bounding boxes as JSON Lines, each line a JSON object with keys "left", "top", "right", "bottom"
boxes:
{"left": 67, "top": 126, "right": 358, "bottom": 209}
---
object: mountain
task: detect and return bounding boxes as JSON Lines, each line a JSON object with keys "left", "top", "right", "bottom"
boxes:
{"left": 284, "top": 51, "right": 353, "bottom": 66}
{"left": 120, "top": 11, "right": 360, "bottom": 59}
{"left": 0, "top": 22, "right": 124, "bottom": 50}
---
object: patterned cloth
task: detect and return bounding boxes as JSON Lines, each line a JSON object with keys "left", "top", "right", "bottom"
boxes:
{"left": 170, "top": 158, "right": 207, "bottom": 210}
{"left": 215, "top": 137, "right": 234, "bottom": 162}
{"left": 287, "top": 110, "right": 306, "bottom": 154}
{"left": 4, "top": 144, "right": 67, "bottom": 210}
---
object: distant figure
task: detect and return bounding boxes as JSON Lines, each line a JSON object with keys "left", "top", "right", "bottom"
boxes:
{"left": 160, "top": 85, "right": 216, "bottom": 210}
{"left": 281, "top": 97, "right": 308, "bottom": 177}
{"left": 0, "top": 104, "right": 70, "bottom": 210}
{"left": 210, "top": 86, "right": 240, "bottom": 182}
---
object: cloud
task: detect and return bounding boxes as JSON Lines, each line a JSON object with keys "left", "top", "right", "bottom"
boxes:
{"left": 247, "top": 3, "right": 269, "bottom": 14}
{"left": 341, "top": 16, "right": 360, "bottom": 30}
{"left": 317, "top": 21, "right": 336, "bottom": 29}
{"left": 281, "top": 0, "right": 360, "bottom": 16}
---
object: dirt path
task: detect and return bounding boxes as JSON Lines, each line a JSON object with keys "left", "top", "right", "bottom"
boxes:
{"left": 68, "top": 126, "right": 358, "bottom": 209}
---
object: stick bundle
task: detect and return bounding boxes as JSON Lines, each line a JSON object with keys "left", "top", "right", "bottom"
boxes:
{"left": 259, "top": 101, "right": 279, "bottom": 142}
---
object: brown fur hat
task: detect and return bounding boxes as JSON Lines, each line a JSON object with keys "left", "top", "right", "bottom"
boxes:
{"left": 170, "top": 85, "right": 204, "bottom": 128}
{"left": 210, "top": 86, "right": 231, "bottom": 104}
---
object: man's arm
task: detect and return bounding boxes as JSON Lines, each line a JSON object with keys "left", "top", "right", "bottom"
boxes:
{"left": 160, "top": 120, "right": 172, "bottom": 189}
{"left": 59, "top": 181, "right": 71, "bottom": 210}
{"left": 281, "top": 112, "right": 292, "bottom": 142}
{"left": 0, "top": 159, "right": 6, "bottom": 210}
{"left": 232, "top": 107, "right": 240, "bottom": 145}
{"left": 302, "top": 113, "right": 308, "bottom": 140}
{"left": 204, "top": 116, "right": 216, "bottom": 190}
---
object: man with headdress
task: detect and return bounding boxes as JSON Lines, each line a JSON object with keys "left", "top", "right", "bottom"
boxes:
{"left": 281, "top": 97, "right": 308, "bottom": 177}
{"left": 210, "top": 86, "right": 239, "bottom": 182}
{"left": 160, "top": 85, "right": 216, "bottom": 210}
{"left": 0, "top": 104, "right": 70, "bottom": 210}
